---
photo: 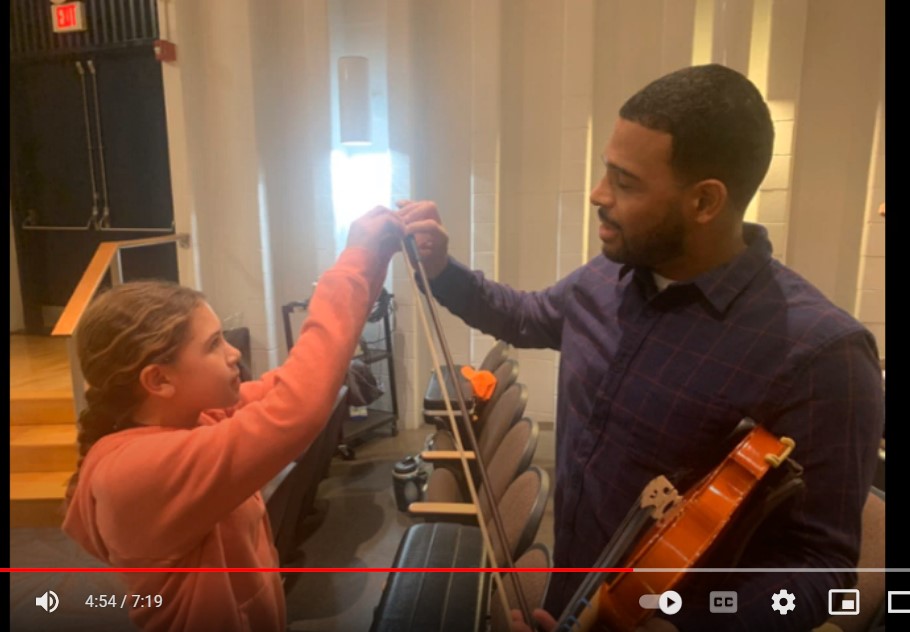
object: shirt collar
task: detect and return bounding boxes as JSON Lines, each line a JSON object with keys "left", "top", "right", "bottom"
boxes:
{"left": 618, "top": 223, "right": 773, "bottom": 313}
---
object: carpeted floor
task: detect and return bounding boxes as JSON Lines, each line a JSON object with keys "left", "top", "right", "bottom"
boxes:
{"left": 9, "top": 426, "right": 555, "bottom": 631}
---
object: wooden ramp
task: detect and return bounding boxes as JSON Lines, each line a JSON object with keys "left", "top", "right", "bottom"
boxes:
{"left": 9, "top": 334, "right": 78, "bottom": 527}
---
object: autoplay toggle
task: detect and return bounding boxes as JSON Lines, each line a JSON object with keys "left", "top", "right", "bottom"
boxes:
{"left": 639, "top": 590, "right": 683, "bottom": 615}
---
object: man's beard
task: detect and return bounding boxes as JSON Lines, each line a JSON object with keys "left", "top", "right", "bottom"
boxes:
{"left": 600, "top": 202, "right": 686, "bottom": 270}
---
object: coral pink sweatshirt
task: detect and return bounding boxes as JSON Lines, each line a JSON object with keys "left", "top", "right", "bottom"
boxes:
{"left": 63, "top": 247, "right": 387, "bottom": 632}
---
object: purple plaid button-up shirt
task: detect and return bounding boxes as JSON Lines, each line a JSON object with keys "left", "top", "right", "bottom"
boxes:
{"left": 429, "top": 223, "right": 883, "bottom": 631}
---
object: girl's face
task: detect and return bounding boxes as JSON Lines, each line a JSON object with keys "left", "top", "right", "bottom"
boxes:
{"left": 165, "top": 302, "right": 243, "bottom": 417}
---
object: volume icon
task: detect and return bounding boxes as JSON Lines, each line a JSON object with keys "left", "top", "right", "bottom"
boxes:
{"left": 36, "top": 590, "right": 59, "bottom": 613}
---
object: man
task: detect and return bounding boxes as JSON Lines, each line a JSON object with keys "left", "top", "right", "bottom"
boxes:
{"left": 400, "top": 64, "right": 883, "bottom": 631}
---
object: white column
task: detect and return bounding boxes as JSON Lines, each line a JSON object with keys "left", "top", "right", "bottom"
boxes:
{"left": 469, "top": 0, "right": 503, "bottom": 367}
{"left": 785, "top": 0, "right": 885, "bottom": 311}
{"left": 169, "top": 0, "right": 277, "bottom": 376}
{"left": 749, "top": 0, "right": 808, "bottom": 258}
{"left": 854, "top": 69, "right": 886, "bottom": 358}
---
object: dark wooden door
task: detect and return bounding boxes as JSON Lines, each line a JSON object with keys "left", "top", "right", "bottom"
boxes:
{"left": 10, "top": 0, "right": 177, "bottom": 334}
{"left": 91, "top": 49, "right": 173, "bottom": 229}
{"left": 10, "top": 58, "right": 100, "bottom": 228}
{"left": 11, "top": 50, "right": 177, "bottom": 333}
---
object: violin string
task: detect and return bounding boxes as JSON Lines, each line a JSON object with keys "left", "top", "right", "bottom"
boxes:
{"left": 554, "top": 500, "right": 656, "bottom": 630}
{"left": 399, "top": 237, "right": 534, "bottom": 626}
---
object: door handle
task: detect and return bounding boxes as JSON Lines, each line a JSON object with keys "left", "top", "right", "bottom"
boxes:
{"left": 75, "top": 60, "right": 100, "bottom": 229}
{"left": 86, "top": 59, "right": 111, "bottom": 228}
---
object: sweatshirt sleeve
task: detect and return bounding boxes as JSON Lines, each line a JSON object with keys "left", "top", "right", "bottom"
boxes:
{"left": 89, "top": 247, "right": 388, "bottom": 562}
{"left": 426, "top": 256, "right": 579, "bottom": 350}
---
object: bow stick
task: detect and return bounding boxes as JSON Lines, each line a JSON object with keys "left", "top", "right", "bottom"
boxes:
{"left": 400, "top": 234, "right": 536, "bottom": 629}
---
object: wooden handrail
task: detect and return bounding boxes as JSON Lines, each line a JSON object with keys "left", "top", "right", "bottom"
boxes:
{"left": 51, "top": 234, "right": 188, "bottom": 337}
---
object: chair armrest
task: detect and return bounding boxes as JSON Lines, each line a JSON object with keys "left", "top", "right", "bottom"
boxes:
{"left": 422, "top": 451, "right": 482, "bottom": 493}
{"left": 407, "top": 502, "right": 479, "bottom": 520}
{"left": 421, "top": 450, "right": 476, "bottom": 462}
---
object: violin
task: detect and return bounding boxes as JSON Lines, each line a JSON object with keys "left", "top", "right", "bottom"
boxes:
{"left": 555, "top": 423, "right": 800, "bottom": 632}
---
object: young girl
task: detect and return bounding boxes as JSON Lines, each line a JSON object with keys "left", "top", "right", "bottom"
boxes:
{"left": 62, "top": 207, "right": 404, "bottom": 632}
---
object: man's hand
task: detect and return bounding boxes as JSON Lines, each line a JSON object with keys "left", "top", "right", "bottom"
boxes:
{"left": 509, "top": 608, "right": 557, "bottom": 632}
{"left": 346, "top": 206, "right": 406, "bottom": 263}
{"left": 397, "top": 200, "right": 451, "bottom": 280}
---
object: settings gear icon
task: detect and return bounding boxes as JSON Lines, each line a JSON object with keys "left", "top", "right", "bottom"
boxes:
{"left": 771, "top": 589, "right": 796, "bottom": 614}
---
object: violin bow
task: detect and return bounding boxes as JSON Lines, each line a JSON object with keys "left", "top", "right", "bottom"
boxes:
{"left": 400, "top": 234, "right": 536, "bottom": 628}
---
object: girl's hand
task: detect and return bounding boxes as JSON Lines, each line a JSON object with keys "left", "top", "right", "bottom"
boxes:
{"left": 346, "top": 206, "right": 406, "bottom": 262}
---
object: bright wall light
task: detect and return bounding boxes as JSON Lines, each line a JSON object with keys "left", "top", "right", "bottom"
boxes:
{"left": 330, "top": 149, "right": 391, "bottom": 255}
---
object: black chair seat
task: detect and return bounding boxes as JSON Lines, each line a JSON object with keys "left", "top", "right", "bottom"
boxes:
{"left": 370, "top": 523, "right": 489, "bottom": 632}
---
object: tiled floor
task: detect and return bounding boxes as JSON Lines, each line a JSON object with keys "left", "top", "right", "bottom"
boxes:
{"left": 10, "top": 426, "right": 556, "bottom": 631}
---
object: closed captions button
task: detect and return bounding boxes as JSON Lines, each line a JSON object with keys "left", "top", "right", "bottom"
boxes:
{"left": 710, "top": 591, "right": 738, "bottom": 613}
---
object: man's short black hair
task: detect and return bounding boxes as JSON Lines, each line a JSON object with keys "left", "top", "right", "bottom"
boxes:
{"left": 619, "top": 64, "right": 774, "bottom": 213}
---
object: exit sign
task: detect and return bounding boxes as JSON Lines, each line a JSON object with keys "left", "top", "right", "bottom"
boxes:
{"left": 52, "top": 2, "right": 87, "bottom": 33}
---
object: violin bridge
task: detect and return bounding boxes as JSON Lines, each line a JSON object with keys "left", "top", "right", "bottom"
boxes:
{"left": 640, "top": 475, "right": 680, "bottom": 520}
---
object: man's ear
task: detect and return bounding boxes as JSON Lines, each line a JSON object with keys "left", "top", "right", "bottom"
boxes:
{"left": 689, "top": 179, "right": 728, "bottom": 224}
{"left": 139, "top": 364, "right": 176, "bottom": 399}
